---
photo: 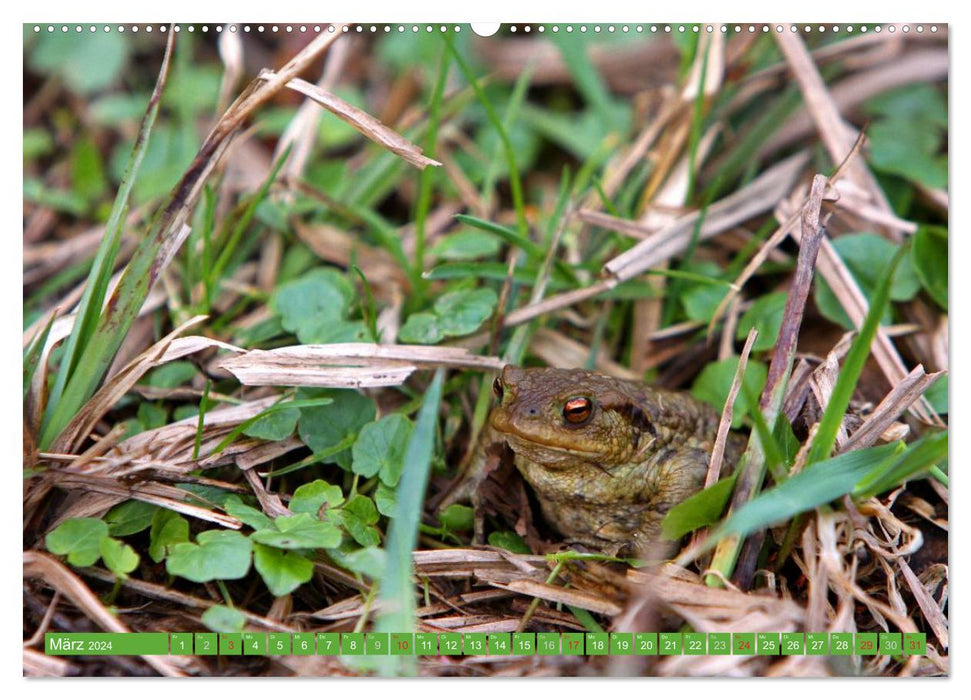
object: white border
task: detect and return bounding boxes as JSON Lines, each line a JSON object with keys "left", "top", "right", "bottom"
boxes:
{"left": 7, "top": 0, "right": 960, "bottom": 698}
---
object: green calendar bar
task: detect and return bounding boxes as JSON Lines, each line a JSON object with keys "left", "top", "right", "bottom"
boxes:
{"left": 490, "top": 633, "right": 511, "bottom": 655}
{"left": 781, "top": 633, "right": 804, "bottom": 655}
{"left": 659, "top": 632, "right": 681, "bottom": 655}
{"left": 709, "top": 633, "right": 731, "bottom": 655}
{"left": 635, "top": 632, "right": 658, "bottom": 655}
{"left": 538, "top": 632, "right": 560, "bottom": 655}
{"left": 42, "top": 630, "right": 929, "bottom": 658}
{"left": 170, "top": 632, "right": 193, "bottom": 655}
{"left": 464, "top": 633, "right": 488, "bottom": 655}
{"left": 391, "top": 633, "right": 414, "bottom": 655}
{"left": 292, "top": 633, "right": 315, "bottom": 655}
{"left": 585, "top": 632, "right": 608, "bottom": 655}
{"left": 317, "top": 632, "right": 340, "bottom": 655}
{"left": 683, "top": 632, "right": 706, "bottom": 655}
{"left": 45, "top": 633, "right": 168, "bottom": 656}
{"left": 610, "top": 632, "right": 633, "bottom": 655}
{"left": 513, "top": 632, "right": 535, "bottom": 655}
{"left": 195, "top": 633, "right": 217, "bottom": 655}
{"left": 903, "top": 633, "right": 926, "bottom": 655}
{"left": 439, "top": 632, "right": 462, "bottom": 655}
{"left": 243, "top": 632, "right": 265, "bottom": 656}
{"left": 856, "top": 633, "right": 878, "bottom": 656}
{"left": 341, "top": 632, "right": 365, "bottom": 655}
{"left": 562, "top": 633, "right": 584, "bottom": 655}
{"left": 806, "top": 632, "right": 828, "bottom": 655}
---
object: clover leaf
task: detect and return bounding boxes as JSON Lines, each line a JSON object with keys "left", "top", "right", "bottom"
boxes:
{"left": 165, "top": 530, "right": 253, "bottom": 582}
{"left": 351, "top": 413, "right": 413, "bottom": 486}
{"left": 46, "top": 518, "right": 108, "bottom": 567}
{"left": 251, "top": 514, "right": 342, "bottom": 550}
{"left": 252, "top": 543, "right": 314, "bottom": 597}
{"left": 289, "top": 479, "right": 344, "bottom": 516}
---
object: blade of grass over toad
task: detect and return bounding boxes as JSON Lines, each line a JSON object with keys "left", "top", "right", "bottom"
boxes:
{"left": 709, "top": 442, "right": 902, "bottom": 543}
{"left": 43, "top": 31, "right": 175, "bottom": 442}
{"left": 376, "top": 369, "right": 444, "bottom": 677}
{"left": 806, "top": 245, "right": 908, "bottom": 465}
{"left": 444, "top": 34, "right": 529, "bottom": 238}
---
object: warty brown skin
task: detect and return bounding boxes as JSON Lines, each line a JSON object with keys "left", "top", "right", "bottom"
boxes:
{"left": 489, "top": 365, "right": 737, "bottom": 557}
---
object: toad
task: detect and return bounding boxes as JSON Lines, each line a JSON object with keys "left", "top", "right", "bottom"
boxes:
{"left": 466, "top": 366, "right": 743, "bottom": 557}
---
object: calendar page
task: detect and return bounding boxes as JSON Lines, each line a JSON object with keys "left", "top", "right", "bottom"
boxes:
{"left": 22, "top": 18, "right": 948, "bottom": 680}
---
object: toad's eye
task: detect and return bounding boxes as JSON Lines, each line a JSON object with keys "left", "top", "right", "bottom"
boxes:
{"left": 493, "top": 377, "right": 504, "bottom": 400}
{"left": 562, "top": 397, "right": 593, "bottom": 425}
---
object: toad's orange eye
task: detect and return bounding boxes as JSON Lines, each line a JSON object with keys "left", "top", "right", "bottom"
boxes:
{"left": 562, "top": 397, "right": 593, "bottom": 424}
{"left": 493, "top": 377, "right": 504, "bottom": 399}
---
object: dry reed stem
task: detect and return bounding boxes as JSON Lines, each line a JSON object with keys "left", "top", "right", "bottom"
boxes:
{"left": 261, "top": 73, "right": 441, "bottom": 169}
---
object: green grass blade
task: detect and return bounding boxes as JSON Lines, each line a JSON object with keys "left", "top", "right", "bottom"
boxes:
{"left": 209, "top": 144, "right": 291, "bottom": 288}
{"left": 43, "top": 34, "right": 174, "bottom": 438}
{"left": 853, "top": 431, "right": 947, "bottom": 500}
{"left": 376, "top": 369, "right": 444, "bottom": 676}
{"left": 454, "top": 214, "right": 543, "bottom": 258}
{"left": 661, "top": 472, "right": 738, "bottom": 541}
{"left": 444, "top": 35, "right": 529, "bottom": 238}
{"left": 805, "top": 246, "right": 907, "bottom": 465}
{"left": 411, "top": 47, "right": 450, "bottom": 301}
{"left": 548, "top": 31, "right": 618, "bottom": 131}
{"left": 713, "top": 442, "right": 902, "bottom": 541}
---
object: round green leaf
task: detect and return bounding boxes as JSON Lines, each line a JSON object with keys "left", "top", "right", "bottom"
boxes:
{"left": 374, "top": 482, "right": 397, "bottom": 517}
{"left": 334, "top": 495, "right": 380, "bottom": 547}
{"left": 352, "top": 413, "right": 413, "bottom": 485}
{"left": 434, "top": 288, "right": 498, "bottom": 336}
{"left": 149, "top": 509, "right": 189, "bottom": 564}
{"left": 297, "top": 390, "right": 376, "bottom": 469}
{"left": 201, "top": 605, "right": 246, "bottom": 634}
{"left": 99, "top": 537, "right": 139, "bottom": 576}
{"left": 912, "top": 226, "right": 947, "bottom": 310}
{"left": 736, "top": 292, "right": 787, "bottom": 352}
{"left": 815, "top": 233, "right": 921, "bottom": 329}
{"left": 691, "top": 357, "right": 768, "bottom": 429}
{"left": 30, "top": 32, "right": 129, "bottom": 95}
{"left": 439, "top": 504, "right": 474, "bottom": 532}
{"left": 243, "top": 406, "right": 300, "bottom": 441}
{"left": 45, "top": 518, "right": 109, "bottom": 567}
{"left": 290, "top": 480, "right": 345, "bottom": 516}
{"left": 105, "top": 500, "right": 158, "bottom": 537}
{"left": 327, "top": 545, "right": 386, "bottom": 580}
{"left": 165, "top": 530, "right": 253, "bottom": 582}
{"left": 252, "top": 543, "right": 314, "bottom": 597}
{"left": 487, "top": 531, "right": 531, "bottom": 554}
{"left": 224, "top": 499, "right": 274, "bottom": 531}
{"left": 251, "top": 514, "right": 343, "bottom": 550}
{"left": 271, "top": 268, "right": 362, "bottom": 343}
{"left": 398, "top": 312, "right": 443, "bottom": 344}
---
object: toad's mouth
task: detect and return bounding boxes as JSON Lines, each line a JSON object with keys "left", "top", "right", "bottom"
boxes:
{"left": 491, "top": 410, "right": 603, "bottom": 459}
